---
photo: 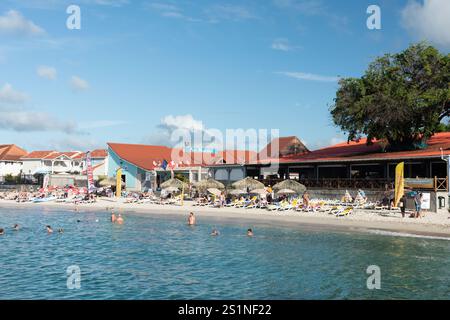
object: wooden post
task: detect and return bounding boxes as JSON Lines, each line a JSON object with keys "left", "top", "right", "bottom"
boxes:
{"left": 434, "top": 176, "right": 437, "bottom": 192}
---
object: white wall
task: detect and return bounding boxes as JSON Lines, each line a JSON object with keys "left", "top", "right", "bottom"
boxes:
{"left": 22, "top": 159, "right": 43, "bottom": 175}
{"left": 0, "top": 161, "right": 23, "bottom": 176}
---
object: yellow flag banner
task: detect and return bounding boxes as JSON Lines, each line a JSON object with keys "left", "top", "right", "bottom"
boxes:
{"left": 394, "top": 162, "right": 405, "bottom": 207}
{"left": 116, "top": 168, "right": 122, "bottom": 198}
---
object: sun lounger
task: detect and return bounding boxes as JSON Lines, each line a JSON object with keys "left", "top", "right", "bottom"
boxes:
{"left": 336, "top": 207, "right": 353, "bottom": 217}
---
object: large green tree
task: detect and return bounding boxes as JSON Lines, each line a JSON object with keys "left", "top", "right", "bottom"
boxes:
{"left": 331, "top": 43, "right": 450, "bottom": 150}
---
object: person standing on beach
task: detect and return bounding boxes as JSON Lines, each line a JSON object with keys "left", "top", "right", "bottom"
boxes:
{"left": 413, "top": 192, "right": 423, "bottom": 218}
{"left": 399, "top": 194, "right": 407, "bottom": 218}
{"left": 188, "top": 212, "right": 196, "bottom": 226}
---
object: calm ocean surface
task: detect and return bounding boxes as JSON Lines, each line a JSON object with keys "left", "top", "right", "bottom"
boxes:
{"left": 1, "top": 206, "right": 449, "bottom": 300}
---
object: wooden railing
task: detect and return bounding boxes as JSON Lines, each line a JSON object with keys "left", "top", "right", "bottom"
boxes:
{"left": 435, "top": 177, "right": 448, "bottom": 191}
{"left": 260, "top": 178, "right": 394, "bottom": 190}
{"left": 259, "top": 177, "right": 449, "bottom": 191}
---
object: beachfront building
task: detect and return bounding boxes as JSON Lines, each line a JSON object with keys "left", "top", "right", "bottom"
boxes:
{"left": 21, "top": 150, "right": 107, "bottom": 176}
{"left": 254, "top": 133, "right": 450, "bottom": 188}
{"left": 0, "top": 144, "right": 28, "bottom": 182}
{"left": 107, "top": 143, "right": 258, "bottom": 191}
{"left": 209, "top": 136, "right": 309, "bottom": 185}
{"left": 208, "top": 133, "right": 450, "bottom": 212}
{"left": 107, "top": 142, "right": 210, "bottom": 191}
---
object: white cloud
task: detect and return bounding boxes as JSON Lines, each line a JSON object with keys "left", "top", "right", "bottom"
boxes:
{"left": 271, "top": 38, "right": 301, "bottom": 51}
{"left": 205, "top": 4, "right": 257, "bottom": 22}
{"left": 276, "top": 71, "right": 340, "bottom": 82}
{"left": 93, "top": 0, "right": 129, "bottom": 6}
{"left": 0, "top": 83, "right": 79, "bottom": 134}
{"left": 37, "top": 65, "right": 57, "bottom": 80}
{"left": 146, "top": 2, "right": 200, "bottom": 22}
{"left": 0, "top": 83, "right": 28, "bottom": 104}
{"left": 146, "top": 114, "right": 206, "bottom": 147}
{"left": 401, "top": 0, "right": 450, "bottom": 47}
{"left": 159, "top": 114, "right": 204, "bottom": 132}
{"left": 79, "top": 120, "right": 127, "bottom": 129}
{"left": 70, "top": 76, "right": 90, "bottom": 91}
{"left": 273, "top": 0, "right": 326, "bottom": 16}
{"left": 47, "top": 136, "right": 104, "bottom": 151}
{"left": 0, "top": 109, "right": 77, "bottom": 133}
{"left": 0, "top": 10, "right": 45, "bottom": 36}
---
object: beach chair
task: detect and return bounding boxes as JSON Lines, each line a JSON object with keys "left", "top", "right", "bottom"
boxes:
{"left": 336, "top": 207, "right": 353, "bottom": 217}
{"left": 278, "top": 200, "right": 292, "bottom": 211}
{"left": 267, "top": 203, "right": 281, "bottom": 211}
{"left": 245, "top": 196, "right": 258, "bottom": 209}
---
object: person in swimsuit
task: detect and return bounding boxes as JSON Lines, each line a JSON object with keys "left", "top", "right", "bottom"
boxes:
{"left": 188, "top": 212, "right": 196, "bottom": 226}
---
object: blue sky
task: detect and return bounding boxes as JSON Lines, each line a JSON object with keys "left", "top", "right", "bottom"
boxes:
{"left": 0, "top": 0, "right": 449, "bottom": 152}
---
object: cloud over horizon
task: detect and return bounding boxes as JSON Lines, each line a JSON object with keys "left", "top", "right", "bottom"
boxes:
{"left": 37, "top": 65, "right": 57, "bottom": 80}
{"left": 276, "top": 71, "right": 340, "bottom": 82}
{"left": 401, "top": 0, "right": 450, "bottom": 48}
{"left": 70, "top": 76, "right": 90, "bottom": 92}
{"left": 0, "top": 10, "right": 45, "bottom": 36}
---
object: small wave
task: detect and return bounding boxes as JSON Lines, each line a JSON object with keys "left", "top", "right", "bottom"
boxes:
{"left": 367, "top": 229, "right": 450, "bottom": 241}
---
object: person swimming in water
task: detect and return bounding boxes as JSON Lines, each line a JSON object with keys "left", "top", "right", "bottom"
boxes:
{"left": 111, "top": 211, "right": 117, "bottom": 223}
{"left": 188, "top": 212, "right": 196, "bottom": 226}
{"left": 247, "top": 228, "right": 254, "bottom": 237}
{"left": 13, "top": 224, "right": 19, "bottom": 231}
{"left": 58, "top": 228, "right": 64, "bottom": 234}
{"left": 211, "top": 228, "right": 220, "bottom": 236}
{"left": 116, "top": 213, "right": 124, "bottom": 224}
{"left": 46, "top": 225, "right": 53, "bottom": 234}
{"left": 0, "top": 228, "right": 4, "bottom": 235}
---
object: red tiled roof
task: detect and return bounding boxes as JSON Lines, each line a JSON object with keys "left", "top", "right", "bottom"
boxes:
{"left": 21, "top": 149, "right": 107, "bottom": 161}
{"left": 21, "top": 151, "right": 55, "bottom": 159}
{"left": 258, "top": 136, "right": 309, "bottom": 160}
{"left": 107, "top": 143, "right": 258, "bottom": 170}
{"left": 90, "top": 149, "right": 107, "bottom": 158}
{"left": 43, "top": 151, "right": 82, "bottom": 160}
{"left": 259, "top": 132, "right": 450, "bottom": 164}
{"left": 0, "top": 144, "right": 28, "bottom": 161}
{"left": 108, "top": 143, "right": 175, "bottom": 171}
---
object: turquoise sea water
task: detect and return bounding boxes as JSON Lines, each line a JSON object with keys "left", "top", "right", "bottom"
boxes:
{"left": 0, "top": 206, "right": 450, "bottom": 300}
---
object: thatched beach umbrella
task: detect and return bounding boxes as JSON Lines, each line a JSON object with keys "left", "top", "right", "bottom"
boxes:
{"left": 98, "top": 177, "right": 116, "bottom": 187}
{"left": 229, "top": 189, "right": 246, "bottom": 196}
{"left": 164, "top": 186, "right": 180, "bottom": 194}
{"left": 194, "top": 178, "right": 225, "bottom": 190}
{"left": 161, "top": 178, "right": 187, "bottom": 190}
{"left": 276, "top": 188, "right": 297, "bottom": 195}
{"left": 207, "top": 188, "right": 222, "bottom": 196}
{"left": 232, "top": 177, "right": 264, "bottom": 191}
{"left": 273, "top": 180, "right": 306, "bottom": 195}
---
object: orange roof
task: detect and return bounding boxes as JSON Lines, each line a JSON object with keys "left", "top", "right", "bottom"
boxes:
{"left": 259, "top": 136, "right": 309, "bottom": 160}
{"left": 22, "top": 151, "right": 56, "bottom": 159}
{"left": 0, "top": 144, "right": 28, "bottom": 161}
{"left": 90, "top": 149, "right": 107, "bottom": 158}
{"left": 259, "top": 132, "right": 450, "bottom": 164}
{"left": 107, "top": 142, "right": 258, "bottom": 170}
{"left": 21, "top": 149, "right": 107, "bottom": 160}
{"left": 108, "top": 143, "right": 174, "bottom": 171}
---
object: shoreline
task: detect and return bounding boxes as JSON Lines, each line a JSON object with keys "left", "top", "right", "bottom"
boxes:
{"left": 1, "top": 199, "right": 450, "bottom": 239}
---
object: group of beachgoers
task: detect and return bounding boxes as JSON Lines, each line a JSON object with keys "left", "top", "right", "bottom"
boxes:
{"left": 186, "top": 211, "right": 254, "bottom": 237}
{"left": 0, "top": 223, "right": 64, "bottom": 235}
{"left": 106, "top": 210, "right": 254, "bottom": 237}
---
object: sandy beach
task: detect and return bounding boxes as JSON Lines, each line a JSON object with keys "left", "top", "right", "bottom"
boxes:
{"left": 1, "top": 198, "right": 450, "bottom": 238}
